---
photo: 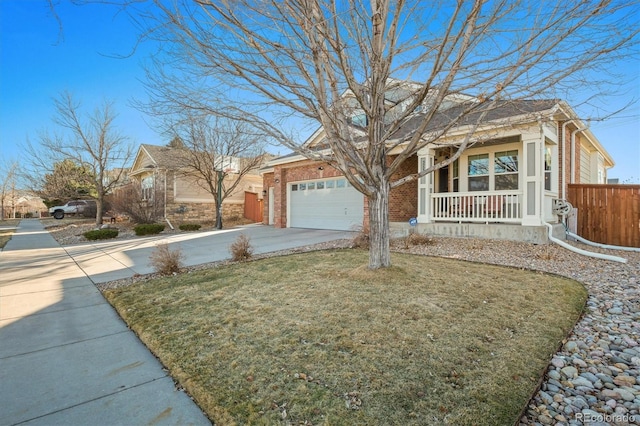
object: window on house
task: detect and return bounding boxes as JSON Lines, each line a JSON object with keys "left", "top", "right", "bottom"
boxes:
{"left": 317, "top": 181, "right": 325, "bottom": 189}
{"left": 351, "top": 114, "right": 367, "bottom": 127}
{"left": 494, "top": 150, "right": 519, "bottom": 190}
{"left": 336, "top": 179, "right": 346, "bottom": 188}
{"left": 452, "top": 159, "right": 459, "bottom": 192}
{"left": 291, "top": 184, "right": 298, "bottom": 191}
{"left": 326, "top": 180, "right": 335, "bottom": 189}
{"left": 544, "top": 147, "right": 552, "bottom": 191}
{"left": 468, "top": 154, "right": 489, "bottom": 191}
{"left": 307, "top": 182, "right": 315, "bottom": 190}
{"left": 141, "top": 175, "right": 154, "bottom": 200}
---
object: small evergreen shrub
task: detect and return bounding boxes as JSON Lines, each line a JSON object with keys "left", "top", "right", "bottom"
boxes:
{"left": 84, "top": 229, "right": 119, "bottom": 240}
{"left": 229, "top": 234, "right": 253, "bottom": 261}
{"left": 149, "top": 243, "right": 184, "bottom": 275}
{"left": 179, "top": 223, "right": 201, "bottom": 231}
{"left": 134, "top": 223, "right": 165, "bottom": 236}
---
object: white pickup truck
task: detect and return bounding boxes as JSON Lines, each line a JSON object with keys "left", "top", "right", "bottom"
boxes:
{"left": 49, "top": 200, "right": 96, "bottom": 219}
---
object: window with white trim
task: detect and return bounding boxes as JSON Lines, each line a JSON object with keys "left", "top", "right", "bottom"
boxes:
{"left": 141, "top": 175, "right": 154, "bottom": 200}
{"left": 494, "top": 150, "right": 519, "bottom": 190}
{"left": 452, "top": 159, "right": 459, "bottom": 192}
{"left": 544, "top": 147, "right": 552, "bottom": 191}
{"left": 468, "top": 154, "right": 489, "bottom": 191}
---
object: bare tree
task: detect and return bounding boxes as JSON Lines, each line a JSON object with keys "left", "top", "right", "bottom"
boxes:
{"left": 171, "top": 116, "right": 266, "bottom": 229}
{"left": 26, "top": 92, "right": 133, "bottom": 226}
{"left": 0, "top": 160, "right": 18, "bottom": 221}
{"left": 134, "top": 0, "right": 638, "bottom": 268}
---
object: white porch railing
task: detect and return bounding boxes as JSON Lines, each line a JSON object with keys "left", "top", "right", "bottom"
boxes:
{"left": 430, "top": 191, "right": 522, "bottom": 223}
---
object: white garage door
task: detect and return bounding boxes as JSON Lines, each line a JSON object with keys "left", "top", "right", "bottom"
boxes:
{"left": 289, "top": 178, "right": 364, "bottom": 231}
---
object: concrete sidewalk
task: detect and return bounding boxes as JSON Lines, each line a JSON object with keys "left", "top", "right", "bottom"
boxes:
{"left": 0, "top": 220, "right": 211, "bottom": 425}
{"left": 0, "top": 220, "right": 352, "bottom": 425}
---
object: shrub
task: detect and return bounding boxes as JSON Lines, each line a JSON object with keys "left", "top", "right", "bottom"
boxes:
{"left": 350, "top": 226, "right": 370, "bottom": 249}
{"left": 229, "top": 233, "right": 253, "bottom": 261}
{"left": 134, "top": 223, "right": 165, "bottom": 236}
{"left": 404, "top": 232, "right": 434, "bottom": 248}
{"left": 107, "top": 182, "right": 163, "bottom": 224}
{"left": 179, "top": 223, "right": 201, "bottom": 231}
{"left": 149, "top": 243, "right": 184, "bottom": 275}
{"left": 84, "top": 229, "right": 119, "bottom": 240}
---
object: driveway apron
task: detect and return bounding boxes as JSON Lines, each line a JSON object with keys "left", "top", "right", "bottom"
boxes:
{"left": 0, "top": 220, "right": 211, "bottom": 425}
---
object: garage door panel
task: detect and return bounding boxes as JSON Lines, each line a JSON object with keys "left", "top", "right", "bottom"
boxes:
{"left": 289, "top": 180, "right": 364, "bottom": 231}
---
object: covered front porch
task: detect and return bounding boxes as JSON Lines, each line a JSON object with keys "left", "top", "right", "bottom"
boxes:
{"left": 430, "top": 191, "right": 522, "bottom": 223}
{"left": 413, "top": 121, "right": 563, "bottom": 242}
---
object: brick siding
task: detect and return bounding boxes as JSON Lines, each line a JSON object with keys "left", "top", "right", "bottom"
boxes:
{"left": 263, "top": 156, "right": 418, "bottom": 229}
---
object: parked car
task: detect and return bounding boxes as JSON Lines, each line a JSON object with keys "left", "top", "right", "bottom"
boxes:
{"left": 49, "top": 200, "right": 97, "bottom": 219}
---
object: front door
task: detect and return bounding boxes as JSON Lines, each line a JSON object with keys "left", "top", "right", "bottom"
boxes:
{"left": 438, "top": 166, "right": 449, "bottom": 193}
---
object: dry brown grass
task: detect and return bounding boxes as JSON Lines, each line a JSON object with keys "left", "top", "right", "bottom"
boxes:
{"left": 0, "top": 219, "right": 20, "bottom": 248}
{"left": 104, "top": 250, "right": 587, "bottom": 426}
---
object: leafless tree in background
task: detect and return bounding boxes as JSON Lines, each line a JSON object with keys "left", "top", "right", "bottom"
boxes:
{"left": 170, "top": 116, "right": 266, "bottom": 229}
{"left": 0, "top": 160, "right": 18, "bottom": 220}
{"left": 119, "top": 0, "right": 638, "bottom": 267}
{"left": 25, "top": 92, "right": 133, "bottom": 226}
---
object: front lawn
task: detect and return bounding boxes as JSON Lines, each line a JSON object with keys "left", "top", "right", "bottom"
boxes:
{"left": 104, "top": 250, "right": 586, "bottom": 425}
{"left": 0, "top": 219, "right": 20, "bottom": 249}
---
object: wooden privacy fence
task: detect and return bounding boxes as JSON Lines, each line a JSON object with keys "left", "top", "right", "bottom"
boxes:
{"left": 567, "top": 184, "right": 640, "bottom": 248}
{"left": 244, "top": 192, "right": 264, "bottom": 223}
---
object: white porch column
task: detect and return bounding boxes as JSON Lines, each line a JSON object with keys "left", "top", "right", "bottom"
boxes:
{"left": 522, "top": 134, "right": 543, "bottom": 226}
{"left": 417, "top": 149, "right": 435, "bottom": 223}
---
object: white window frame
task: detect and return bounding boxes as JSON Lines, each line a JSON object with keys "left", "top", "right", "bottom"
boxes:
{"left": 459, "top": 143, "right": 522, "bottom": 192}
{"left": 494, "top": 149, "right": 519, "bottom": 191}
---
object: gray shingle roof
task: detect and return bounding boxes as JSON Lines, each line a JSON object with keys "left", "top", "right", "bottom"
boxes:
{"left": 268, "top": 99, "right": 559, "bottom": 164}
{"left": 141, "top": 144, "right": 190, "bottom": 169}
{"left": 401, "top": 99, "right": 559, "bottom": 137}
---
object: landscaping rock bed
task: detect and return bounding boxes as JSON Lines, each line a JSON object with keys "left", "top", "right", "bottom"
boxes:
{"left": 400, "top": 237, "right": 640, "bottom": 426}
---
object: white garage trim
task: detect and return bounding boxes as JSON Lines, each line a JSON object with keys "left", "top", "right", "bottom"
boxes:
{"left": 287, "top": 177, "right": 364, "bottom": 231}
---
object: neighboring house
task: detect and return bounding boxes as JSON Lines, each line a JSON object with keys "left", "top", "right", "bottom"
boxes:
{"left": 261, "top": 92, "right": 613, "bottom": 244}
{"left": 128, "top": 144, "right": 264, "bottom": 223}
{"left": 1, "top": 193, "right": 47, "bottom": 219}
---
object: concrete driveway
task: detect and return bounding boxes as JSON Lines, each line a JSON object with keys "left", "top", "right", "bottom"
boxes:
{"left": 0, "top": 220, "right": 351, "bottom": 425}
{"left": 63, "top": 224, "right": 353, "bottom": 283}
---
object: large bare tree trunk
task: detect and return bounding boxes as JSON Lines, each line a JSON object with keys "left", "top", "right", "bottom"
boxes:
{"left": 95, "top": 199, "right": 104, "bottom": 227}
{"left": 368, "top": 181, "right": 391, "bottom": 269}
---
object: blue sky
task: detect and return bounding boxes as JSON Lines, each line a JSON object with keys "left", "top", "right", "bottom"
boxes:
{"left": 1, "top": 1, "right": 639, "bottom": 183}
{"left": 0, "top": 1, "right": 160, "bottom": 162}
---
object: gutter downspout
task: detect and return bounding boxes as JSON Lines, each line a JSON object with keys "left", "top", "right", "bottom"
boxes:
{"left": 544, "top": 222, "right": 627, "bottom": 263}
{"left": 560, "top": 120, "right": 578, "bottom": 201}
{"left": 163, "top": 169, "right": 174, "bottom": 230}
{"left": 566, "top": 230, "right": 640, "bottom": 253}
